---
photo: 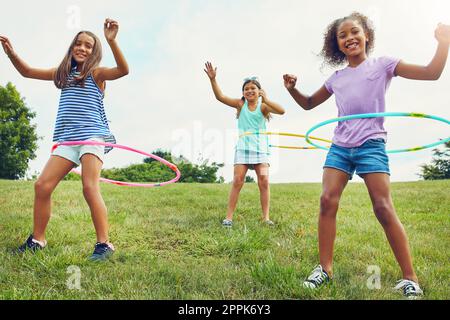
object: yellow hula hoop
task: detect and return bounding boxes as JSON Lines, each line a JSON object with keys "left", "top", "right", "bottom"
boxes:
{"left": 239, "top": 131, "right": 332, "bottom": 150}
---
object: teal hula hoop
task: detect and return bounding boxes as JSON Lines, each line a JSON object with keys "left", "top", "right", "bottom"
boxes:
{"left": 305, "top": 112, "right": 450, "bottom": 154}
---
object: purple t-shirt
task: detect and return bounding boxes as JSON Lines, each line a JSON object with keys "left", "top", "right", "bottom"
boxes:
{"left": 324, "top": 56, "right": 400, "bottom": 148}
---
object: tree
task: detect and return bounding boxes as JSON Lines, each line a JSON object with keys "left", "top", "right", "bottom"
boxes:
{"left": 419, "top": 141, "right": 450, "bottom": 180}
{"left": 144, "top": 149, "right": 173, "bottom": 164}
{"left": 102, "top": 150, "right": 224, "bottom": 183}
{"left": 245, "top": 176, "right": 255, "bottom": 183}
{"left": 0, "top": 82, "right": 39, "bottom": 179}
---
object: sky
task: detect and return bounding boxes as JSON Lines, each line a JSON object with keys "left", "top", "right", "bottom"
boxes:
{"left": 1, "top": 0, "right": 449, "bottom": 183}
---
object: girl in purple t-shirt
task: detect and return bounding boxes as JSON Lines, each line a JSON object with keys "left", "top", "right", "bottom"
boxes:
{"left": 283, "top": 12, "right": 450, "bottom": 298}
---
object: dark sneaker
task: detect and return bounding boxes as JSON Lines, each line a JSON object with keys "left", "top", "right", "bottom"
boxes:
{"left": 303, "top": 264, "right": 331, "bottom": 289}
{"left": 17, "top": 234, "right": 47, "bottom": 253}
{"left": 89, "top": 242, "right": 115, "bottom": 261}
{"left": 222, "top": 219, "right": 233, "bottom": 227}
{"left": 394, "top": 279, "right": 424, "bottom": 299}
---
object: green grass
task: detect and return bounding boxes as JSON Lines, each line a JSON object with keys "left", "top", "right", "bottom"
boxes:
{"left": 0, "top": 179, "right": 448, "bottom": 300}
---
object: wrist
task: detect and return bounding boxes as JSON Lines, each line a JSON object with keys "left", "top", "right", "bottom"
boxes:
{"left": 7, "top": 52, "right": 17, "bottom": 60}
{"left": 437, "top": 39, "right": 450, "bottom": 47}
{"left": 287, "top": 86, "right": 297, "bottom": 93}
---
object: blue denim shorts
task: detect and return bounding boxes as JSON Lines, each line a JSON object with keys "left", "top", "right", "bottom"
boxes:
{"left": 323, "top": 138, "right": 390, "bottom": 180}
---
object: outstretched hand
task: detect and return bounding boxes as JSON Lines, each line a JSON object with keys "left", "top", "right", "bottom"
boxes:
{"left": 0, "top": 36, "right": 16, "bottom": 58}
{"left": 435, "top": 23, "right": 450, "bottom": 44}
{"left": 204, "top": 61, "right": 217, "bottom": 80}
{"left": 104, "top": 18, "right": 119, "bottom": 41}
{"left": 283, "top": 74, "right": 297, "bottom": 90}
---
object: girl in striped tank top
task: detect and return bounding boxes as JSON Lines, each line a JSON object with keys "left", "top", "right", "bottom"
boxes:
{"left": 1, "top": 19, "right": 129, "bottom": 260}
{"left": 204, "top": 62, "right": 285, "bottom": 227}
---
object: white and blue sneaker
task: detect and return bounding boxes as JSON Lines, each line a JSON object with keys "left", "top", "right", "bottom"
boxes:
{"left": 394, "top": 279, "right": 424, "bottom": 299}
{"left": 222, "top": 219, "right": 233, "bottom": 227}
{"left": 16, "top": 234, "right": 47, "bottom": 253}
{"left": 89, "top": 242, "right": 115, "bottom": 261}
{"left": 303, "top": 264, "right": 331, "bottom": 289}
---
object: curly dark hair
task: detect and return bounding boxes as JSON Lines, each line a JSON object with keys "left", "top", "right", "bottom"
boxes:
{"left": 320, "top": 12, "right": 375, "bottom": 68}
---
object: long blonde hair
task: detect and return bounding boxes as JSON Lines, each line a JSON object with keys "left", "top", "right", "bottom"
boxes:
{"left": 54, "top": 31, "right": 102, "bottom": 89}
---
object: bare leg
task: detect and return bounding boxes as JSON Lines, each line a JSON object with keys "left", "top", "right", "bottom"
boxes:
{"left": 80, "top": 154, "right": 108, "bottom": 243}
{"left": 363, "top": 173, "right": 418, "bottom": 282}
{"left": 33, "top": 156, "right": 75, "bottom": 242}
{"left": 254, "top": 163, "right": 270, "bottom": 221}
{"left": 225, "top": 164, "right": 248, "bottom": 221}
{"left": 318, "top": 168, "right": 349, "bottom": 277}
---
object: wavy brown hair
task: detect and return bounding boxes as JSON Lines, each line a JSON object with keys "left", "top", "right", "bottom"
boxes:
{"left": 54, "top": 31, "right": 102, "bottom": 89}
{"left": 320, "top": 12, "right": 375, "bottom": 68}
{"left": 238, "top": 79, "right": 271, "bottom": 121}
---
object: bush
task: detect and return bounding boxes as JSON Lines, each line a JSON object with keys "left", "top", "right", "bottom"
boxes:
{"left": 102, "top": 150, "right": 224, "bottom": 183}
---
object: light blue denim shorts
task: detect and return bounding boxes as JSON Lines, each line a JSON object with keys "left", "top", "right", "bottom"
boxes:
{"left": 52, "top": 137, "right": 105, "bottom": 166}
{"left": 323, "top": 138, "right": 390, "bottom": 180}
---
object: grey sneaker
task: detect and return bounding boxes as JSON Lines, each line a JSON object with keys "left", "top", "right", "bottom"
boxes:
{"left": 394, "top": 279, "right": 424, "bottom": 299}
{"left": 222, "top": 219, "right": 233, "bottom": 227}
{"left": 303, "top": 265, "right": 331, "bottom": 289}
{"left": 89, "top": 242, "right": 115, "bottom": 261}
{"left": 264, "top": 219, "right": 275, "bottom": 226}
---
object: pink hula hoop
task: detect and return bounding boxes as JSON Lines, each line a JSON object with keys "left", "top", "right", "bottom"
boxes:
{"left": 51, "top": 141, "right": 181, "bottom": 187}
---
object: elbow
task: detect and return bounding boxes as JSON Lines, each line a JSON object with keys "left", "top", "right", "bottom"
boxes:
{"left": 303, "top": 104, "right": 315, "bottom": 111}
{"left": 279, "top": 109, "right": 286, "bottom": 115}
{"left": 122, "top": 68, "right": 129, "bottom": 76}
{"left": 425, "top": 66, "right": 442, "bottom": 80}
{"left": 425, "top": 73, "right": 441, "bottom": 81}
{"left": 304, "top": 97, "right": 314, "bottom": 110}
{"left": 431, "top": 73, "right": 441, "bottom": 80}
{"left": 22, "top": 70, "right": 32, "bottom": 78}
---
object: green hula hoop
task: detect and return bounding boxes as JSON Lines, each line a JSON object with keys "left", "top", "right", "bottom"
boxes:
{"left": 305, "top": 112, "right": 450, "bottom": 153}
{"left": 239, "top": 131, "right": 332, "bottom": 150}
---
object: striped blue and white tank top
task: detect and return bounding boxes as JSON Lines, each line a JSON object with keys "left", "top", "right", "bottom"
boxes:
{"left": 236, "top": 97, "right": 270, "bottom": 154}
{"left": 53, "top": 68, "right": 115, "bottom": 153}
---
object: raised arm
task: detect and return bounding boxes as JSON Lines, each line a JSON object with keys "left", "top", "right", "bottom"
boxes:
{"left": 259, "top": 89, "right": 285, "bottom": 115}
{"left": 204, "top": 61, "right": 242, "bottom": 109}
{"left": 395, "top": 23, "right": 450, "bottom": 80}
{"left": 0, "top": 36, "right": 55, "bottom": 80}
{"left": 283, "top": 74, "right": 331, "bottom": 110}
{"left": 93, "top": 19, "right": 129, "bottom": 82}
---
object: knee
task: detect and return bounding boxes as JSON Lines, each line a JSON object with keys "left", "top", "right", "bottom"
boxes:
{"left": 320, "top": 193, "right": 339, "bottom": 216}
{"left": 257, "top": 176, "right": 269, "bottom": 189}
{"left": 34, "top": 179, "right": 53, "bottom": 197}
{"left": 233, "top": 176, "right": 245, "bottom": 189}
{"left": 82, "top": 182, "right": 99, "bottom": 199}
{"left": 373, "top": 199, "right": 395, "bottom": 226}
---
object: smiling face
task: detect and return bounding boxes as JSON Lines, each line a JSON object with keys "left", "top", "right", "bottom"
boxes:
{"left": 242, "top": 81, "right": 261, "bottom": 103}
{"left": 71, "top": 32, "right": 96, "bottom": 66}
{"left": 337, "top": 19, "right": 368, "bottom": 59}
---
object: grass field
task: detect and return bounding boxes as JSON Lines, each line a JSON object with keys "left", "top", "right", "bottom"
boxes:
{"left": 0, "top": 179, "right": 448, "bottom": 300}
